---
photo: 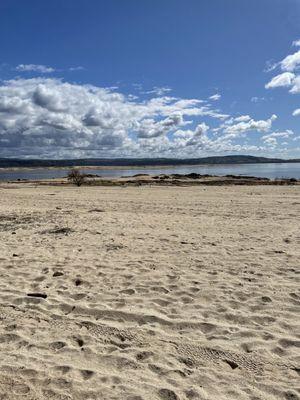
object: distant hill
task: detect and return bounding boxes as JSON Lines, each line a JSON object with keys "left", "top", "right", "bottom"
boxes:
{"left": 0, "top": 155, "right": 300, "bottom": 168}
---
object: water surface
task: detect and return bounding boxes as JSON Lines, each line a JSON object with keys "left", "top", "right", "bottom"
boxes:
{"left": 0, "top": 162, "right": 300, "bottom": 181}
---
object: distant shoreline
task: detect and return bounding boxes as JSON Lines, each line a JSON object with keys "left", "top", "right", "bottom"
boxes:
{"left": 1, "top": 160, "right": 300, "bottom": 172}
{"left": 1, "top": 155, "right": 300, "bottom": 170}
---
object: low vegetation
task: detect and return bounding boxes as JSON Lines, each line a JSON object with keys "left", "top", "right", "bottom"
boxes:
{"left": 67, "top": 169, "right": 85, "bottom": 186}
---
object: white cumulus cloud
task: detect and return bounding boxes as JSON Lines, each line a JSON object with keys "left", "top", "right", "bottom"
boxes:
{"left": 265, "top": 41, "right": 300, "bottom": 116}
{"left": 234, "top": 115, "right": 251, "bottom": 122}
{"left": 263, "top": 137, "right": 277, "bottom": 147}
{"left": 280, "top": 50, "right": 300, "bottom": 72}
{"left": 15, "top": 64, "right": 55, "bottom": 73}
{"left": 209, "top": 94, "right": 221, "bottom": 101}
{"left": 265, "top": 72, "right": 295, "bottom": 89}
{"left": 293, "top": 39, "right": 300, "bottom": 47}
{"left": 146, "top": 87, "right": 172, "bottom": 96}
{"left": 222, "top": 115, "right": 277, "bottom": 138}
{"left": 262, "top": 130, "right": 294, "bottom": 141}
{"left": 292, "top": 108, "right": 300, "bottom": 116}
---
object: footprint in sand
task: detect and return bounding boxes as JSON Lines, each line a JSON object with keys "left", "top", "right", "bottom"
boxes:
{"left": 158, "top": 388, "right": 179, "bottom": 400}
{"left": 13, "top": 383, "right": 31, "bottom": 395}
{"left": 50, "top": 341, "right": 67, "bottom": 350}
{"left": 80, "top": 369, "right": 94, "bottom": 380}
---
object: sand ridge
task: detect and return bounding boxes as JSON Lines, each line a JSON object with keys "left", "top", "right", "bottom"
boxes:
{"left": 0, "top": 184, "right": 299, "bottom": 399}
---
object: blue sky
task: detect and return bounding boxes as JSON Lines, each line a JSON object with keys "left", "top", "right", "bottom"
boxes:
{"left": 0, "top": 0, "right": 300, "bottom": 158}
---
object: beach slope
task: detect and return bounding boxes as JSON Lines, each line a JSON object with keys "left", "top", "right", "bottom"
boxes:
{"left": 0, "top": 184, "right": 299, "bottom": 399}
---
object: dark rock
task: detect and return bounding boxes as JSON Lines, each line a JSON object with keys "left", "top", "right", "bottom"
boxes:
{"left": 53, "top": 271, "right": 64, "bottom": 277}
{"left": 186, "top": 173, "right": 201, "bottom": 179}
{"left": 223, "top": 359, "right": 238, "bottom": 369}
{"left": 27, "top": 293, "right": 47, "bottom": 299}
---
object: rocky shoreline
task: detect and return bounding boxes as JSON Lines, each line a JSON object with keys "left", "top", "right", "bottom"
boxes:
{"left": 4, "top": 172, "right": 299, "bottom": 187}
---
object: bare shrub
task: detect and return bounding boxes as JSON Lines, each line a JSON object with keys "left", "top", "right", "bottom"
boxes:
{"left": 67, "top": 169, "right": 85, "bottom": 186}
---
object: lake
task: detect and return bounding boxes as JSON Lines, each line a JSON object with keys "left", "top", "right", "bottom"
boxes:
{"left": 0, "top": 162, "right": 300, "bottom": 181}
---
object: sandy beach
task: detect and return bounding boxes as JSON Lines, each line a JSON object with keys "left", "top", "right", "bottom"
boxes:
{"left": 0, "top": 183, "right": 299, "bottom": 400}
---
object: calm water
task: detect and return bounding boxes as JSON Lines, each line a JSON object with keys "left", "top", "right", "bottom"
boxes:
{"left": 0, "top": 163, "right": 300, "bottom": 181}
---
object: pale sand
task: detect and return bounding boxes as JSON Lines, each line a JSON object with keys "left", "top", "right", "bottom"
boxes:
{"left": 0, "top": 184, "right": 299, "bottom": 400}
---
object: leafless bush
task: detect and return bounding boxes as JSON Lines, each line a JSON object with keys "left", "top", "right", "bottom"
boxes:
{"left": 67, "top": 169, "right": 85, "bottom": 186}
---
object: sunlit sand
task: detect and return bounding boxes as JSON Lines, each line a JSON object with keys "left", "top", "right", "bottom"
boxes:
{"left": 0, "top": 183, "right": 299, "bottom": 399}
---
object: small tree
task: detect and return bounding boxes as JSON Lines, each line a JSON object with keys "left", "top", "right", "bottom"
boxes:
{"left": 67, "top": 169, "right": 85, "bottom": 187}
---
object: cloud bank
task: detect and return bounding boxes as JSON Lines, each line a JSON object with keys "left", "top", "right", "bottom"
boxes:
{"left": 0, "top": 76, "right": 293, "bottom": 158}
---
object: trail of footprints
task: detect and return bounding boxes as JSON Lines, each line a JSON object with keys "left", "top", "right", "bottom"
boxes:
{"left": 0, "top": 301, "right": 298, "bottom": 400}
{"left": 0, "top": 253, "right": 299, "bottom": 399}
{"left": 0, "top": 187, "right": 299, "bottom": 399}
